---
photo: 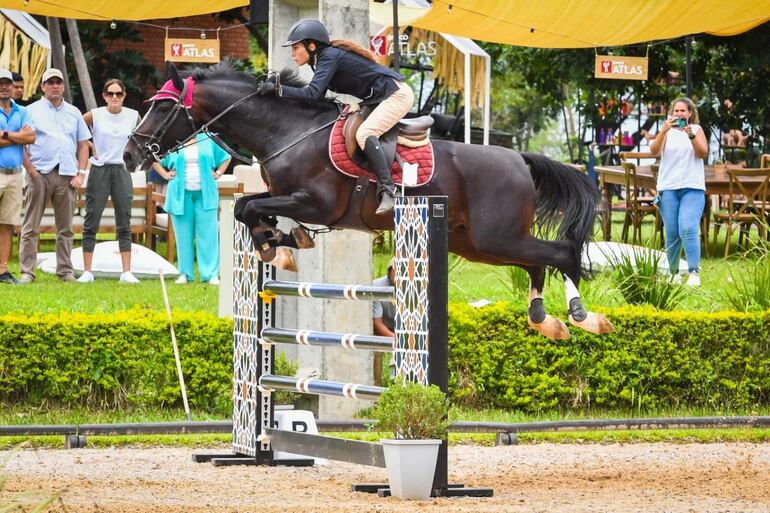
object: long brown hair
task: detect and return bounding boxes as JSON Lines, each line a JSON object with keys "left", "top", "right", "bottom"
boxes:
{"left": 669, "top": 97, "right": 700, "bottom": 124}
{"left": 330, "top": 39, "right": 377, "bottom": 63}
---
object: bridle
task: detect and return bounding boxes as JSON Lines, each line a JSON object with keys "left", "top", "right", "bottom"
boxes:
{"left": 129, "top": 79, "right": 198, "bottom": 165}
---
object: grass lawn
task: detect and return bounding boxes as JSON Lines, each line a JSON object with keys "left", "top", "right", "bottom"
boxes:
{"left": 1, "top": 214, "right": 766, "bottom": 315}
{"left": 2, "top": 405, "right": 770, "bottom": 448}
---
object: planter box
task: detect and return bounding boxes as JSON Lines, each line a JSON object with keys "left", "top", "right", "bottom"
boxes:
{"left": 381, "top": 439, "right": 441, "bottom": 500}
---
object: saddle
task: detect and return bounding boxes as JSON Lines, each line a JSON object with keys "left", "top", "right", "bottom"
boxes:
{"left": 342, "top": 106, "right": 434, "bottom": 170}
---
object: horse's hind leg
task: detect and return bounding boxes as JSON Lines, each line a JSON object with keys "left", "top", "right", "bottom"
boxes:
{"left": 562, "top": 272, "right": 614, "bottom": 334}
{"left": 524, "top": 265, "right": 569, "bottom": 339}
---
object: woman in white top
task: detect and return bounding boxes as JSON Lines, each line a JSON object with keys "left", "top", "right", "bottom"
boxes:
{"left": 649, "top": 97, "right": 709, "bottom": 286}
{"left": 78, "top": 79, "right": 141, "bottom": 283}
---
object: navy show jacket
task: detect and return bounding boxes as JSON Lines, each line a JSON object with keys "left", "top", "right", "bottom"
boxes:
{"left": 280, "top": 46, "right": 404, "bottom": 105}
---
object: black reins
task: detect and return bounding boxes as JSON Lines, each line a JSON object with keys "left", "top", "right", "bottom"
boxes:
{"left": 132, "top": 70, "right": 345, "bottom": 168}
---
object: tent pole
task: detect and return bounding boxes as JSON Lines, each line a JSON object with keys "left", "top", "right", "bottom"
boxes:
{"left": 65, "top": 19, "right": 96, "bottom": 111}
{"left": 391, "top": 0, "right": 400, "bottom": 72}
{"left": 483, "top": 54, "right": 490, "bottom": 145}
{"left": 45, "top": 17, "right": 71, "bottom": 103}
{"left": 685, "top": 35, "right": 692, "bottom": 97}
{"left": 464, "top": 52, "right": 470, "bottom": 144}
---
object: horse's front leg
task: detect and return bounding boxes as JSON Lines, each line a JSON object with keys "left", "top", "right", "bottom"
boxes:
{"left": 234, "top": 191, "right": 319, "bottom": 264}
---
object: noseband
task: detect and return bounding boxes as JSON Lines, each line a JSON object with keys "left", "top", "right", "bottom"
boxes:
{"left": 129, "top": 79, "right": 198, "bottom": 165}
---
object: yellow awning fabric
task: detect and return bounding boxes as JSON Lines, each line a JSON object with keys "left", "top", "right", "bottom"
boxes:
{"left": 0, "top": 1, "right": 249, "bottom": 21}
{"left": 406, "top": 0, "right": 770, "bottom": 48}
{"left": 0, "top": 15, "right": 47, "bottom": 99}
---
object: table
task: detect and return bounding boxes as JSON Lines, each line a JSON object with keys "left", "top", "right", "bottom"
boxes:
{"left": 594, "top": 165, "right": 736, "bottom": 241}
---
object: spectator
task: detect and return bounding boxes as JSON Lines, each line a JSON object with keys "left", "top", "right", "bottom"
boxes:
{"left": 649, "top": 97, "right": 708, "bottom": 287}
{"left": 78, "top": 79, "right": 142, "bottom": 284}
{"left": 0, "top": 69, "right": 35, "bottom": 285}
{"left": 11, "top": 72, "right": 26, "bottom": 106}
{"left": 151, "top": 134, "right": 230, "bottom": 284}
{"left": 19, "top": 68, "right": 90, "bottom": 283}
{"left": 372, "top": 258, "right": 397, "bottom": 382}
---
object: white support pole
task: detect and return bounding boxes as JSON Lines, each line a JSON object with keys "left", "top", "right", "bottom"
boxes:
{"left": 464, "top": 52, "right": 471, "bottom": 144}
{"left": 483, "top": 54, "right": 491, "bottom": 146}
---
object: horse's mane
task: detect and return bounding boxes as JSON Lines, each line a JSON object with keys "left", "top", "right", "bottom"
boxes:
{"left": 184, "top": 61, "right": 308, "bottom": 89}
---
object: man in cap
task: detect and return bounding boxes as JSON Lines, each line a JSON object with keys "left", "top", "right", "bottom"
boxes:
{"left": 372, "top": 257, "right": 397, "bottom": 383}
{"left": 0, "top": 69, "right": 35, "bottom": 284}
{"left": 19, "top": 68, "right": 90, "bottom": 283}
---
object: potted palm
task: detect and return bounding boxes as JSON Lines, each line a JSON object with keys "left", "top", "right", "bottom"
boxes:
{"left": 371, "top": 381, "right": 449, "bottom": 500}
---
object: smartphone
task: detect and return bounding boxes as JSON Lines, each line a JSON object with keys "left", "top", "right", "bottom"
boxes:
{"left": 676, "top": 118, "right": 687, "bottom": 128}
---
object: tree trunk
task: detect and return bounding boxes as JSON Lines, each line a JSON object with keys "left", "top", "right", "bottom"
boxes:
{"left": 65, "top": 19, "right": 96, "bottom": 111}
{"left": 45, "top": 17, "right": 72, "bottom": 103}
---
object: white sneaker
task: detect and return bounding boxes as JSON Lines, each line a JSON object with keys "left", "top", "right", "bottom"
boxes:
{"left": 77, "top": 271, "right": 95, "bottom": 283}
{"left": 208, "top": 277, "right": 220, "bottom": 285}
{"left": 670, "top": 273, "right": 682, "bottom": 284}
{"left": 687, "top": 271, "right": 700, "bottom": 287}
{"left": 175, "top": 274, "right": 189, "bottom": 284}
{"left": 119, "top": 271, "right": 140, "bottom": 284}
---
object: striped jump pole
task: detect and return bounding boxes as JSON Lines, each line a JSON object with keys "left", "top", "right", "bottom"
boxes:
{"left": 260, "top": 327, "right": 395, "bottom": 352}
{"left": 261, "top": 280, "right": 394, "bottom": 301}
{"left": 259, "top": 375, "right": 384, "bottom": 402}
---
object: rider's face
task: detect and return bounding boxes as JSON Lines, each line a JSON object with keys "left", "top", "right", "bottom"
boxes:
{"left": 291, "top": 42, "right": 310, "bottom": 66}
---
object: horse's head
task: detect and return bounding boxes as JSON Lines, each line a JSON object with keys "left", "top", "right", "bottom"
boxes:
{"left": 124, "top": 63, "right": 198, "bottom": 170}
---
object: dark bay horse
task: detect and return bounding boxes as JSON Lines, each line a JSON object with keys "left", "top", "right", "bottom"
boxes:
{"left": 124, "top": 63, "right": 612, "bottom": 339}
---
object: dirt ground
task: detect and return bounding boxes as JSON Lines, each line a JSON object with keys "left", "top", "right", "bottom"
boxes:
{"left": 3, "top": 442, "right": 770, "bottom": 513}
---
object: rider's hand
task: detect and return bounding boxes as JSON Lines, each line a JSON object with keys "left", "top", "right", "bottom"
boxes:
{"left": 257, "top": 82, "right": 278, "bottom": 96}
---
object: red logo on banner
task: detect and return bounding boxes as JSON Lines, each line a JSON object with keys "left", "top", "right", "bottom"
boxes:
{"left": 370, "top": 35, "right": 387, "bottom": 56}
{"left": 601, "top": 60, "right": 612, "bottom": 73}
{"left": 171, "top": 44, "right": 183, "bottom": 57}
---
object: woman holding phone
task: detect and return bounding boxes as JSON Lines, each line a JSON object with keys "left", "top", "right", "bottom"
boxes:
{"left": 649, "top": 97, "right": 709, "bottom": 286}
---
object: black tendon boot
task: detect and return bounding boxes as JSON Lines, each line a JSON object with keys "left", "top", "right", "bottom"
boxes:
{"left": 363, "top": 136, "right": 398, "bottom": 215}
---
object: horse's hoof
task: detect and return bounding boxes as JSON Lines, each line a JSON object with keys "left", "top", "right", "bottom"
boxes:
{"left": 528, "top": 314, "right": 570, "bottom": 339}
{"left": 291, "top": 227, "right": 315, "bottom": 249}
{"left": 270, "top": 248, "right": 298, "bottom": 272}
{"left": 569, "top": 312, "right": 614, "bottom": 334}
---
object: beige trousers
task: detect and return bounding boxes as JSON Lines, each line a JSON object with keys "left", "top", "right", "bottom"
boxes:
{"left": 20, "top": 169, "right": 76, "bottom": 278}
{"left": 356, "top": 80, "right": 415, "bottom": 149}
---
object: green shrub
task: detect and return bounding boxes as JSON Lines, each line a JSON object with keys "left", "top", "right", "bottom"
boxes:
{"left": 0, "top": 310, "right": 295, "bottom": 413}
{"left": 723, "top": 242, "right": 770, "bottom": 311}
{"left": 448, "top": 302, "right": 770, "bottom": 412}
{"left": 371, "top": 382, "right": 449, "bottom": 439}
{"left": 608, "top": 245, "right": 686, "bottom": 309}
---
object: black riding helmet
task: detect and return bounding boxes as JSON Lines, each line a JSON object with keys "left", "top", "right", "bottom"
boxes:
{"left": 282, "top": 19, "right": 330, "bottom": 47}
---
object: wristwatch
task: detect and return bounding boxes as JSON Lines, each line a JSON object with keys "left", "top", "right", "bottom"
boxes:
{"left": 1, "top": 131, "right": 8, "bottom": 140}
{"left": 77, "top": 169, "right": 87, "bottom": 176}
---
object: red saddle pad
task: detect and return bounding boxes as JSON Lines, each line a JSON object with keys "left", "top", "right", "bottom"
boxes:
{"left": 328, "top": 116, "right": 435, "bottom": 187}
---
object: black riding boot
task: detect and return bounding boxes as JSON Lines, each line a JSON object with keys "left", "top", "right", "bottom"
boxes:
{"left": 363, "top": 136, "right": 398, "bottom": 215}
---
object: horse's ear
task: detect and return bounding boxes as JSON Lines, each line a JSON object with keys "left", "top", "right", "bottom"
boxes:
{"left": 166, "top": 62, "right": 184, "bottom": 91}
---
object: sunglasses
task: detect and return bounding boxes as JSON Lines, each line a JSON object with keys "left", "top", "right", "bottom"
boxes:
{"left": 104, "top": 91, "right": 125, "bottom": 98}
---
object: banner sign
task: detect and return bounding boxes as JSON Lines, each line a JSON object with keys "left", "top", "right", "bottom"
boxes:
{"left": 370, "top": 34, "right": 437, "bottom": 59}
{"left": 165, "top": 38, "right": 220, "bottom": 63}
{"left": 594, "top": 55, "right": 648, "bottom": 81}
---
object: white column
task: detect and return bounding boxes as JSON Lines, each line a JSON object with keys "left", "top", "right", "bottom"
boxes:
{"left": 269, "top": 0, "right": 374, "bottom": 420}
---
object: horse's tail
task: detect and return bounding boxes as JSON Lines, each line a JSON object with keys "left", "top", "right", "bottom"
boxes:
{"left": 520, "top": 152, "right": 597, "bottom": 263}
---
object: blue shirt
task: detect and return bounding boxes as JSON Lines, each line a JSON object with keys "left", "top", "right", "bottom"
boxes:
{"left": 160, "top": 134, "right": 230, "bottom": 214}
{"left": 26, "top": 97, "right": 91, "bottom": 176}
{"left": 0, "top": 101, "right": 30, "bottom": 168}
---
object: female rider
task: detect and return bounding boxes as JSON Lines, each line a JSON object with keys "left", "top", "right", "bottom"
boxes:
{"left": 256, "top": 19, "right": 414, "bottom": 215}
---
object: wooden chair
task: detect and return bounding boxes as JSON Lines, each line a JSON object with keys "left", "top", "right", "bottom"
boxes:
{"left": 618, "top": 152, "right": 662, "bottom": 246}
{"left": 712, "top": 168, "right": 770, "bottom": 256}
{"left": 760, "top": 154, "right": 770, "bottom": 169}
{"left": 145, "top": 182, "right": 176, "bottom": 262}
{"left": 619, "top": 161, "right": 662, "bottom": 245}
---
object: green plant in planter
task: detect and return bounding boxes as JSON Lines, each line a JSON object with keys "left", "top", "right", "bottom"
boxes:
{"left": 371, "top": 382, "right": 449, "bottom": 439}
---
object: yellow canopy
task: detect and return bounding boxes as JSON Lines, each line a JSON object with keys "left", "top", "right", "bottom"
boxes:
{"left": 0, "top": 1, "right": 249, "bottom": 21}
{"left": 405, "top": 0, "right": 770, "bottom": 48}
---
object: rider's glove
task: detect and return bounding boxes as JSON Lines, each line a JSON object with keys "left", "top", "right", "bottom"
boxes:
{"left": 257, "top": 82, "right": 279, "bottom": 96}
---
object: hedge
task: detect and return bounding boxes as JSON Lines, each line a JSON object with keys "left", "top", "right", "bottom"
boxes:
{"left": 2, "top": 305, "right": 769, "bottom": 413}
{"left": 449, "top": 303, "right": 770, "bottom": 411}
